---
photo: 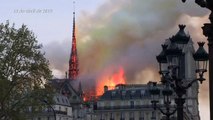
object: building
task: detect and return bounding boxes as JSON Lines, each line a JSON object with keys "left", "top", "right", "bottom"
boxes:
{"left": 26, "top": 93, "right": 73, "bottom": 120}
{"left": 50, "top": 79, "right": 84, "bottom": 119}
{"left": 93, "top": 83, "right": 174, "bottom": 120}
{"left": 93, "top": 82, "right": 193, "bottom": 120}
{"left": 52, "top": 94, "right": 73, "bottom": 120}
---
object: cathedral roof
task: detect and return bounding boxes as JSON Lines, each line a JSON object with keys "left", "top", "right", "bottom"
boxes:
{"left": 50, "top": 78, "right": 79, "bottom": 91}
{"left": 54, "top": 93, "right": 71, "bottom": 106}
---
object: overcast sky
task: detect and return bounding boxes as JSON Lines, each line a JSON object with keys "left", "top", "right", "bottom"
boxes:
{"left": 0, "top": 0, "right": 210, "bottom": 119}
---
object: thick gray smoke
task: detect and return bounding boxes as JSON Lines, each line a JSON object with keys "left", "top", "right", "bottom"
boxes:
{"left": 44, "top": 0, "right": 209, "bottom": 119}
{"left": 76, "top": 0, "right": 208, "bottom": 83}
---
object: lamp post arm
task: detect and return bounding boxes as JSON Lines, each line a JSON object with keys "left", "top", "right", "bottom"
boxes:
{"left": 156, "top": 106, "right": 177, "bottom": 116}
{"left": 157, "top": 107, "right": 168, "bottom": 115}
{"left": 182, "top": 77, "right": 206, "bottom": 90}
{"left": 182, "top": 79, "right": 198, "bottom": 89}
{"left": 168, "top": 108, "right": 177, "bottom": 116}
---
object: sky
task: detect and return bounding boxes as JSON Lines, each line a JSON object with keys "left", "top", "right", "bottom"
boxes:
{"left": 0, "top": 0, "right": 211, "bottom": 119}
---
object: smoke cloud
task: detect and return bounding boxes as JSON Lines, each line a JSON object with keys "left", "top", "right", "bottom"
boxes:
{"left": 76, "top": 0, "right": 208, "bottom": 84}
{"left": 44, "top": 0, "right": 210, "bottom": 119}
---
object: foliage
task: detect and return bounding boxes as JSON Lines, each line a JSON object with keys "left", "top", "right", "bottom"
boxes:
{"left": 0, "top": 21, "right": 53, "bottom": 119}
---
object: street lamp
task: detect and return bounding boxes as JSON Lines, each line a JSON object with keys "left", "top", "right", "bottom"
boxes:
{"left": 155, "top": 25, "right": 209, "bottom": 120}
{"left": 162, "top": 85, "right": 173, "bottom": 105}
{"left": 193, "top": 42, "right": 209, "bottom": 83}
{"left": 156, "top": 32, "right": 208, "bottom": 120}
{"left": 180, "top": 1, "right": 213, "bottom": 119}
{"left": 156, "top": 44, "right": 169, "bottom": 77}
{"left": 150, "top": 82, "right": 176, "bottom": 120}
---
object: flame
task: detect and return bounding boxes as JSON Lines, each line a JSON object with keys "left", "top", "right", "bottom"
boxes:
{"left": 83, "top": 90, "right": 96, "bottom": 102}
{"left": 96, "top": 67, "right": 126, "bottom": 96}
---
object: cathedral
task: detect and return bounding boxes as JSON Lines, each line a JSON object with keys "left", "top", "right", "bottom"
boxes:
{"left": 49, "top": 10, "right": 84, "bottom": 119}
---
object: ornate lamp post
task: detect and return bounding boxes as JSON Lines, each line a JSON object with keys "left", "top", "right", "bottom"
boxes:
{"left": 180, "top": 0, "right": 213, "bottom": 119}
{"left": 150, "top": 82, "right": 176, "bottom": 120}
{"left": 155, "top": 35, "right": 208, "bottom": 120}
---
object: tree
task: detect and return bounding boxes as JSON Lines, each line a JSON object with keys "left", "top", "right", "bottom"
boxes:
{"left": 0, "top": 21, "right": 53, "bottom": 119}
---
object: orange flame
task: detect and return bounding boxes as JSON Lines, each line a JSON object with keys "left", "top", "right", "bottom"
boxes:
{"left": 96, "top": 67, "right": 126, "bottom": 96}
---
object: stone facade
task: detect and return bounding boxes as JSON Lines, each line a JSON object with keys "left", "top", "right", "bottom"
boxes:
{"left": 50, "top": 79, "right": 85, "bottom": 120}
{"left": 92, "top": 84, "right": 175, "bottom": 120}
{"left": 26, "top": 93, "right": 73, "bottom": 120}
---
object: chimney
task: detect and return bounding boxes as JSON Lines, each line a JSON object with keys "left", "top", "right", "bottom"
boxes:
{"left": 104, "top": 85, "right": 108, "bottom": 93}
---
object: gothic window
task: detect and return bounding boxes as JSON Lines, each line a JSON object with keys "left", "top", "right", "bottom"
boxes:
{"left": 61, "top": 85, "right": 72, "bottom": 97}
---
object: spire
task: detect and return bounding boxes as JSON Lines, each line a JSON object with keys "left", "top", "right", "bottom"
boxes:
{"left": 72, "top": 1, "right": 76, "bottom": 39}
{"left": 69, "top": 1, "right": 79, "bottom": 80}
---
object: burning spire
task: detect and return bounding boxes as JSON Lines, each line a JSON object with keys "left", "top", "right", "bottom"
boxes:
{"left": 69, "top": 1, "right": 79, "bottom": 80}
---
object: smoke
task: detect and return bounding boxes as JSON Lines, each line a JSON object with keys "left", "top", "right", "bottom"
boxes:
{"left": 44, "top": 0, "right": 210, "bottom": 118}
{"left": 44, "top": 0, "right": 209, "bottom": 87}
{"left": 76, "top": 0, "right": 208, "bottom": 84}
{"left": 43, "top": 38, "right": 70, "bottom": 78}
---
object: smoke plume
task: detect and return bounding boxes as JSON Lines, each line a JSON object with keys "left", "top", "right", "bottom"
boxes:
{"left": 44, "top": 0, "right": 210, "bottom": 119}
{"left": 76, "top": 0, "right": 208, "bottom": 84}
